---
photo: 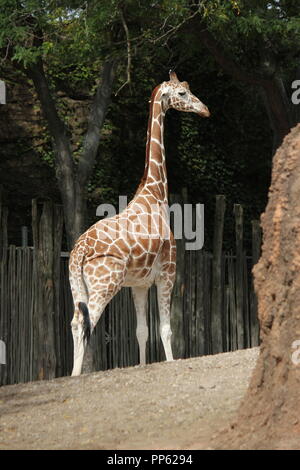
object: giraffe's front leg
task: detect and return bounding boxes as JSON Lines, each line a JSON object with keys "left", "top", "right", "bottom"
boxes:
{"left": 156, "top": 277, "right": 174, "bottom": 362}
{"left": 132, "top": 286, "right": 149, "bottom": 365}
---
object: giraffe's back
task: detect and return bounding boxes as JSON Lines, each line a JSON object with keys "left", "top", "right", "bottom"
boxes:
{"left": 70, "top": 194, "right": 175, "bottom": 287}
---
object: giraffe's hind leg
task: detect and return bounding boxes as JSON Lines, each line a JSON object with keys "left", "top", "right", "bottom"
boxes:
{"left": 71, "top": 303, "right": 90, "bottom": 376}
{"left": 72, "top": 256, "right": 127, "bottom": 376}
{"left": 69, "top": 267, "right": 89, "bottom": 377}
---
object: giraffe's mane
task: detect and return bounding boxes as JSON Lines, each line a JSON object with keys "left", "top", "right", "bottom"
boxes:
{"left": 134, "top": 84, "right": 162, "bottom": 196}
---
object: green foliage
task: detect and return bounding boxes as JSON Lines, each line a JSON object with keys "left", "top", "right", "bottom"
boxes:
{"left": 40, "top": 147, "right": 55, "bottom": 168}
{"left": 200, "top": 0, "right": 300, "bottom": 74}
{"left": 1, "top": 0, "right": 299, "bottom": 249}
{"left": 0, "top": 0, "right": 120, "bottom": 68}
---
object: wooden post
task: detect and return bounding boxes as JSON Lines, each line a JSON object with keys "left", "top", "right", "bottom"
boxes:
{"left": 224, "top": 283, "right": 230, "bottom": 352}
{"left": 32, "top": 200, "right": 63, "bottom": 380}
{"left": 53, "top": 206, "right": 63, "bottom": 376}
{"left": 222, "top": 253, "right": 229, "bottom": 351}
{"left": 250, "top": 219, "right": 261, "bottom": 346}
{"left": 190, "top": 249, "right": 197, "bottom": 357}
{"left": 204, "top": 251, "right": 212, "bottom": 354}
{"left": 0, "top": 191, "right": 8, "bottom": 385}
{"left": 21, "top": 226, "right": 28, "bottom": 248}
{"left": 234, "top": 204, "right": 245, "bottom": 349}
{"left": 169, "top": 193, "right": 186, "bottom": 359}
{"left": 252, "top": 220, "right": 262, "bottom": 265}
{"left": 211, "top": 195, "right": 226, "bottom": 354}
{"left": 184, "top": 248, "right": 191, "bottom": 357}
{"left": 195, "top": 250, "right": 205, "bottom": 356}
{"left": 0, "top": 196, "right": 9, "bottom": 385}
{"left": 31, "top": 199, "right": 39, "bottom": 379}
{"left": 0, "top": 186, "right": 8, "bottom": 262}
{"left": 227, "top": 254, "right": 237, "bottom": 351}
{"left": 243, "top": 252, "right": 250, "bottom": 348}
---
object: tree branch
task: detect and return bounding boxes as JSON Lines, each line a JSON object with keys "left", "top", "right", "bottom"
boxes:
{"left": 115, "top": 9, "right": 132, "bottom": 96}
{"left": 151, "top": 9, "right": 200, "bottom": 45}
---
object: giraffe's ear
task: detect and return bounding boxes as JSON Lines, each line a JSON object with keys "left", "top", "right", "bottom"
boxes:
{"left": 181, "top": 81, "right": 190, "bottom": 90}
{"left": 169, "top": 70, "right": 179, "bottom": 83}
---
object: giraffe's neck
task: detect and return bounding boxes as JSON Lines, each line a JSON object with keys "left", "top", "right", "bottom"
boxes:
{"left": 138, "top": 86, "right": 168, "bottom": 203}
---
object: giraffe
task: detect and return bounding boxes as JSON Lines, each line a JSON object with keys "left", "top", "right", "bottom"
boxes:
{"left": 69, "top": 71, "right": 210, "bottom": 376}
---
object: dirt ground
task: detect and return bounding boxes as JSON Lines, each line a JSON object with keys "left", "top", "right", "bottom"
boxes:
{"left": 0, "top": 347, "right": 264, "bottom": 450}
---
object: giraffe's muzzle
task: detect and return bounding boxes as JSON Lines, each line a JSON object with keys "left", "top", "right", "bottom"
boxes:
{"left": 198, "top": 105, "right": 210, "bottom": 118}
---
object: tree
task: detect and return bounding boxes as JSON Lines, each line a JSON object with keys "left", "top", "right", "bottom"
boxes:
{"left": 140, "top": 0, "right": 300, "bottom": 153}
{"left": 0, "top": 0, "right": 120, "bottom": 248}
{"left": 197, "top": 0, "right": 300, "bottom": 153}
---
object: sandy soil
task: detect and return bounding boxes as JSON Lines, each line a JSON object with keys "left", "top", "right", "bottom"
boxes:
{"left": 0, "top": 349, "right": 258, "bottom": 449}
{"left": 0, "top": 348, "right": 260, "bottom": 450}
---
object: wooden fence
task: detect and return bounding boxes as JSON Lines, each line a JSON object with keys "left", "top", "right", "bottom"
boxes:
{"left": 0, "top": 194, "right": 262, "bottom": 386}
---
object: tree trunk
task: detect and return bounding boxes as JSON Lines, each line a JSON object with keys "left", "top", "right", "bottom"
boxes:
{"left": 66, "top": 183, "right": 87, "bottom": 250}
{"left": 220, "top": 124, "right": 300, "bottom": 449}
{"left": 27, "top": 58, "right": 116, "bottom": 374}
{"left": 27, "top": 59, "right": 116, "bottom": 250}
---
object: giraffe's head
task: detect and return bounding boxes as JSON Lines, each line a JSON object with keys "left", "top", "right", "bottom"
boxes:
{"left": 160, "top": 70, "right": 210, "bottom": 118}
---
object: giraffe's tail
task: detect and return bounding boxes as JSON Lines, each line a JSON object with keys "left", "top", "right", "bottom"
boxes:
{"left": 78, "top": 302, "right": 91, "bottom": 344}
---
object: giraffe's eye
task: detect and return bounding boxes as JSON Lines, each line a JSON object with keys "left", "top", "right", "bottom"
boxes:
{"left": 179, "top": 91, "right": 186, "bottom": 96}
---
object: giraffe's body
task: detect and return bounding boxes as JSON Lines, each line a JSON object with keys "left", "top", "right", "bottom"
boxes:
{"left": 69, "top": 72, "right": 209, "bottom": 376}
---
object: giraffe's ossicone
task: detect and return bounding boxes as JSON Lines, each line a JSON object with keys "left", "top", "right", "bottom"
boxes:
{"left": 69, "top": 71, "right": 210, "bottom": 376}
